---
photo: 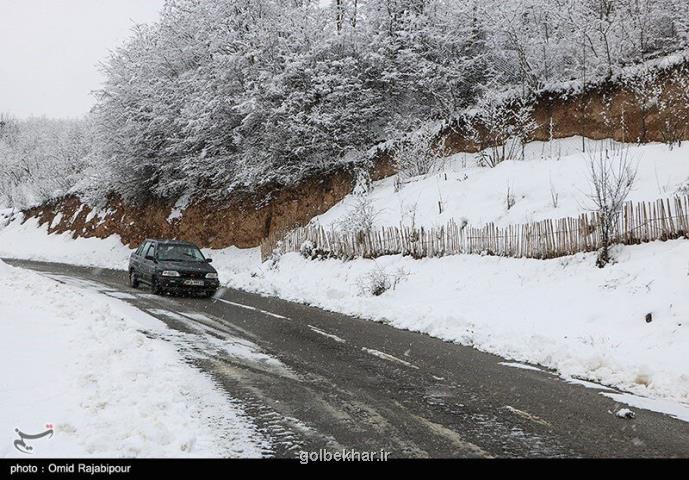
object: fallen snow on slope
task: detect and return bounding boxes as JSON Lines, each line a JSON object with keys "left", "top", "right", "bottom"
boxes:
{"left": 0, "top": 215, "right": 131, "bottom": 270}
{"left": 315, "top": 137, "right": 689, "bottom": 230}
{"left": 167, "top": 193, "right": 192, "bottom": 223}
{"left": 0, "top": 214, "right": 257, "bottom": 274}
{"left": 0, "top": 260, "right": 267, "bottom": 458}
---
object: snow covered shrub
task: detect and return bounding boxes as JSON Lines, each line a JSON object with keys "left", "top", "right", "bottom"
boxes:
{"left": 357, "top": 267, "right": 391, "bottom": 297}
{"left": 393, "top": 175, "right": 402, "bottom": 193}
{"left": 266, "top": 241, "right": 284, "bottom": 270}
{"left": 550, "top": 179, "right": 559, "bottom": 208}
{"left": 339, "top": 195, "right": 376, "bottom": 238}
{"left": 389, "top": 267, "right": 410, "bottom": 290}
{"left": 469, "top": 96, "right": 537, "bottom": 168}
{"left": 623, "top": 64, "right": 689, "bottom": 148}
{"left": 0, "top": 208, "right": 15, "bottom": 227}
{"left": 392, "top": 127, "right": 448, "bottom": 179}
{"left": 299, "top": 240, "right": 333, "bottom": 261}
{"left": 586, "top": 145, "right": 637, "bottom": 267}
{"left": 658, "top": 67, "right": 689, "bottom": 149}
{"left": 338, "top": 170, "right": 377, "bottom": 237}
{"left": 505, "top": 184, "right": 516, "bottom": 210}
{"left": 400, "top": 201, "right": 418, "bottom": 231}
{"left": 676, "top": 178, "right": 689, "bottom": 196}
{"left": 342, "top": 197, "right": 374, "bottom": 232}
{"left": 300, "top": 240, "right": 315, "bottom": 259}
{"left": 626, "top": 67, "right": 664, "bottom": 144}
{"left": 357, "top": 266, "right": 409, "bottom": 296}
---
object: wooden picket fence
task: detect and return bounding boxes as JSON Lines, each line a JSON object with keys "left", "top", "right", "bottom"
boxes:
{"left": 261, "top": 195, "right": 689, "bottom": 261}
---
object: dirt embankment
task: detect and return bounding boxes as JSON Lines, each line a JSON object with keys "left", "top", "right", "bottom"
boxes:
{"left": 443, "top": 63, "right": 689, "bottom": 152}
{"left": 22, "top": 62, "right": 689, "bottom": 250}
{"left": 24, "top": 166, "right": 362, "bottom": 249}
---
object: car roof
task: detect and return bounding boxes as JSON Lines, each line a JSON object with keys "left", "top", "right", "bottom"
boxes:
{"left": 144, "top": 239, "right": 198, "bottom": 247}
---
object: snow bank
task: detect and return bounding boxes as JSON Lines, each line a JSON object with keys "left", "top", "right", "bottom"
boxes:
{"left": 0, "top": 216, "right": 131, "bottom": 270}
{"left": 0, "top": 260, "right": 267, "bottom": 458}
{"left": 0, "top": 215, "right": 260, "bottom": 275}
{"left": 223, "top": 240, "right": 689, "bottom": 404}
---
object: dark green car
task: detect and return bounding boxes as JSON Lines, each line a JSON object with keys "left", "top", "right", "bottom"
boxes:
{"left": 128, "top": 239, "right": 219, "bottom": 297}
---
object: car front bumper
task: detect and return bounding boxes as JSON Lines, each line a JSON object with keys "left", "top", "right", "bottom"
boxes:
{"left": 158, "top": 276, "right": 219, "bottom": 293}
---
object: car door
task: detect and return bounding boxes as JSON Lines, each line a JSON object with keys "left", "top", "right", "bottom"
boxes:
{"left": 130, "top": 241, "right": 147, "bottom": 274}
{"left": 142, "top": 242, "right": 157, "bottom": 283}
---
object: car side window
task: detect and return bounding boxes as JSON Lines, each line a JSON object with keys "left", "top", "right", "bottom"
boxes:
{"left": 136, "top": 241, "right": 149, "bottom": 256}
{"left": 145, "top": 244, "right": 155, "bottom": 259}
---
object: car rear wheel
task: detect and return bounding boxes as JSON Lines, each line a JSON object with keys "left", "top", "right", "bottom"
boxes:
{"left": 129, "top": 271, "right": 139, "bottom": 288}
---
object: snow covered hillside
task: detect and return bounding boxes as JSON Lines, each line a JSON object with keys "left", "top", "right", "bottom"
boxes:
{"left": 315, "top": 137, "right": 689, "bottom": 230}
{"left": 0, "top": 259, "right": 267, "bottom": 458}
{"left": 1, "top": 137, "right": 689, "bottom": 409}
{"left": 234, "top": 138, "right": 689, "bottom": 403}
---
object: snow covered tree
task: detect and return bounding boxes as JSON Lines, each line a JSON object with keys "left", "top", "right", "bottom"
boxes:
{"left": 586, "top": 145, "right": 637, "bottom": 267}
{"left": 468, "top": 94, "right": 536, "bottom": 167}
{"left": 338, "top": 169, "right": 377, "bottom": 238}
{"left": 392, "top": 125, "right": 447, "bottom": 178}
{"left": 625, "top": 66, "right": 664, "bottom": 143}
{"left": 657, "top": 66, "right": 689, "bottom": 148}
{"left": 85, "top": 0, "right": 689, "bottom": 203}
{"left": 0, "top": 116, "right": 92, "bottom": 208}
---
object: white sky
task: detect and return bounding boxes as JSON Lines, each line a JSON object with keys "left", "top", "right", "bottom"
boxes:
{"left": 0, "top": 0, "right": 164, "bottom": 119}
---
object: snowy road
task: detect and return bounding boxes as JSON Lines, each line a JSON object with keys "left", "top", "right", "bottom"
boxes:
{"left": 5, "top": 258, "right": 689, "bottom": 458}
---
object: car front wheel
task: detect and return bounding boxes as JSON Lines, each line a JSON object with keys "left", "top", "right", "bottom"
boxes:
{"left": 150, "top": 277, "right": 162, "bottom": 295}
{"left": 129, "top": 271, "right": 139, "bottom": 288}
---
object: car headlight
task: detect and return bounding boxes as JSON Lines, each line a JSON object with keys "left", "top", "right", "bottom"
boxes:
{"left": 161, "top": 270, "right": 180, "bottom": 277}
{"left": 205, "top": 272, "right": 218, "bottom": 279}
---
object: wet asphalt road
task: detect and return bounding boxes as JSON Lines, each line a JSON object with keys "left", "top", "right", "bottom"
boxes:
{"left": 5, "top": 258, "right": 689, "bottom": 458}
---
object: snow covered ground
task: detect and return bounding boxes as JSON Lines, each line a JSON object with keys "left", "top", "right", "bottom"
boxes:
{"left": 0, "top": 259, "right": 268, "bottom": 458}
{"left": 0, "top": 214, "right": 131, "bottom": 270}
{"left": 1, "top": 137, "right": 688, "bottom": 410}
{"left": 316, "top": 137, "right": 689, "bottom": 230}
{"left": 238, "top": 138, "right": 689, "bottom": 404}
{"left": 225, "top": 240, "right": 689, "bottom": 404}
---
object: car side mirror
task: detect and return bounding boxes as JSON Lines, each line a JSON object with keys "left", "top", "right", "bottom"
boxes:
{"left": 145, "top": 255, "right": 156, "bottom": 262}
{"left": 206, "top": 258, "right": 213, "bottom": 263}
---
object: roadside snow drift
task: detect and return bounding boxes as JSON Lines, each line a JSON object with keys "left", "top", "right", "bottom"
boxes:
{"left": 0, "top": 260, "right": 266, "bottom": 458}
{"left": 0, "top": 214, "right": 131, "bottom": 270}
{"left": 225, "top": 240, "right": 689, "bottom": 404}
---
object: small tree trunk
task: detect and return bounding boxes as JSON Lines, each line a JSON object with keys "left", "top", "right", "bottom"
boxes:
{"left": 596, "top": 214, "right": 610, "bottom": 267}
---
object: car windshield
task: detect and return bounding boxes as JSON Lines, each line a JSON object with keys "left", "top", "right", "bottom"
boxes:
{"left": 157, "top": 244, "right": 205, "bottom": 262}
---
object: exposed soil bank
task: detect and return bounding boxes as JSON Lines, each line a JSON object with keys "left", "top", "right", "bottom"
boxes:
{"left": 23, "top": 168, "right": 356, "bottom": 249}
